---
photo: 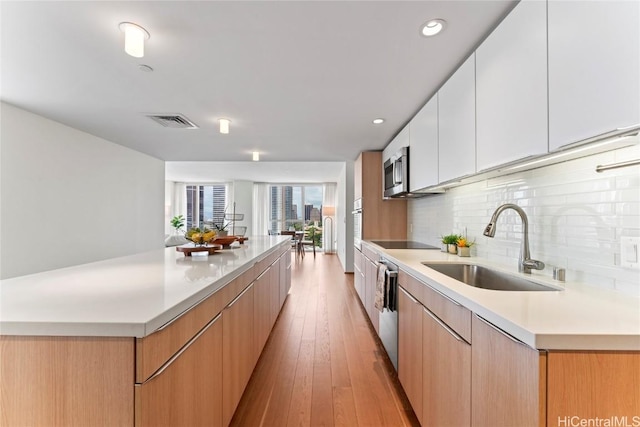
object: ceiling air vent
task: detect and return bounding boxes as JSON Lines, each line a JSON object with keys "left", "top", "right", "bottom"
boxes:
{"left": 146, "top": 114, "right": 199, "bottom": 129}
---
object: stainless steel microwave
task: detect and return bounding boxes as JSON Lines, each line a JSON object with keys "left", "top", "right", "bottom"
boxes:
{"left": 383, "top": 147, "right": 410, "bottom": 198}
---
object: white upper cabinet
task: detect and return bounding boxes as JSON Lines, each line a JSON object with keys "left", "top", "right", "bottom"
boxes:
{"left": 476, "top": 0, "right": 548, "bottom": 171}
{"left": 438, "top": 54, "right": 476, "bottom": 183}
{"left": 383, "top": 123, "right": 410, "bottom": 163}
{"left": 409, "top": 95, "right": 438, "bottom": 191}
{"left": 548, "top": 0, "right": 640, "bottom": 151}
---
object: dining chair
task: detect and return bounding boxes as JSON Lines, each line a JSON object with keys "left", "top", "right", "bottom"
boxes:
{"left": 300, "top": 228, "right": 316, "bottom": 258}
{"left": 279, "top": 230, "right": 299, "bottom": 254}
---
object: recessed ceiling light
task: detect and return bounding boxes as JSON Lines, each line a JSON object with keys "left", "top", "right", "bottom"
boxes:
{"left": 252, "top": 151, "right": 260, "bottom": 161}
{"left": 421, "top": 19, "right": 446, "bottom": 37}
{"left": 118, "top": 22, "right": 150, "bottom": 58}
{"left": 372, "top": 118, "right": 385, "bottom": 124}
{"left": 219, "top": 118, "right": 231, "bottom": 134}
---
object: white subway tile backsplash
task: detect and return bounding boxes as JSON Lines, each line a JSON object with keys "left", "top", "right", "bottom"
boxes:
{"left": 616, "top": 202, "right": 640, "bottom": 216}
{"left": 408, "top": 145, "right": 640, "bottom": 296}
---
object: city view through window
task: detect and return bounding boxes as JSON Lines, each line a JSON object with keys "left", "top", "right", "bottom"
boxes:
{"left": 185, "top": 184, "right": 228, "bottom": 230}
{"left": 270, "top": 185, "right": 323, "bottom": 232}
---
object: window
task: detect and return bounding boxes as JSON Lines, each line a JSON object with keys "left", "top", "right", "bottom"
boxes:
{"left": 269, "top": 185, "right": 323, "bottom": 232}
{"left": 185, "top": 184, "right": 228, "bottom": 230}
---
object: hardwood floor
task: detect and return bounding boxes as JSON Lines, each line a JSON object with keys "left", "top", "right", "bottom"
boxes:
{"left": 231, "top": 252, "right": 419, "bottom": 427}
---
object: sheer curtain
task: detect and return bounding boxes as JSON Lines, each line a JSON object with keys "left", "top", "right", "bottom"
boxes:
{"left": 172, "top": 182, "right": 187, "bottom": 224}
{"left": 253, "top": 183, "right": 270, "bottom": 236}
{"left": 322, "top": 183, "right": 337, "bottom": 253}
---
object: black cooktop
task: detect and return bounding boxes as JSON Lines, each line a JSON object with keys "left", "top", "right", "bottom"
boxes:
{"left": 370, "top": 240, "right": 440, "bottom": 250}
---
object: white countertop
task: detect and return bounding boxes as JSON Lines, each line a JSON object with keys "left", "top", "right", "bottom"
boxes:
{"left": 364, "top": 241, "right": 640, "bottom": 351}
{"left": 0, "top": 236, "right": 290, "bottom": 338}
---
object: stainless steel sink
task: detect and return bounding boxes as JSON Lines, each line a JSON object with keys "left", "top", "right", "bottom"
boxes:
{"left": 421, "top": 262, "right": 562, "bottom": 292}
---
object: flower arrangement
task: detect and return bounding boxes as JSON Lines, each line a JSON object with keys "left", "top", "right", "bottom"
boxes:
{"left": 456, "top": 237, "right": 475, "bottom": 248}
{"left": 456, "top": 237, "right": 475, "bottom": 257}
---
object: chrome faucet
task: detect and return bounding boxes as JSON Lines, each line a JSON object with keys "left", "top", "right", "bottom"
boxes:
{"left": 483, "top": 204, "right": 545, "bottom": 274}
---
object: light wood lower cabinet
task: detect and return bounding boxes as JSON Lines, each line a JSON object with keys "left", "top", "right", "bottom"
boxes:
{"left": 135, "top": 314, "right": 223, "bottom": 427}
{"left": 353, "top": 248, "right": 365, "bottom": 303}
{"left": 270, "top": 259, "right": 281, "bottom": 326}
{"left": 422, "top": 306, "right": 471, "bottom": 427}
{"left": 546, "top": 351, "right": 640, "bottom": 424}
{"left": 253, "top": 270, "right": 271, "bottom": 359}
{"left": 279, "top": 252, "right": 291, "bottom": 309}
{"left": 222, "top": 282, "right": 255, "bottom": 426}
{"left": 397, "top": 286, "right": 424, "bottom": 424}
{"left": 0, "top": 336, "right": 134, "bottom": 427}
{"left": 471, "top": 314, "right": 546, "bottom": 427}
{"left": 395, "top": 271, "right": 640, "bottom": 427}
{"left": 364, "top": 256, "right": 379, "bottom": 333}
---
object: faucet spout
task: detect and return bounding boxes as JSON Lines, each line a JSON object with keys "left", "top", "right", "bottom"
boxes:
{"left": 483, "top": 203, "right": 545, "bottom": 274}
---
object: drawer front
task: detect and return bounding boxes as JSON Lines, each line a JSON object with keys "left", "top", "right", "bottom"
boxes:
{"left": 354, "top": 248, "right": 363, "bottom": 272}
{"left": 362, "top": 243, "right": 378, "bottom": 263}
{"left": 398, "top": 270, "right": 471, "bottom": 343}
{"left": 136, "top": 267, "right": 255, "bottom": 383}
{"left": 398, "top": 270, "right": 425, "bottom": 303}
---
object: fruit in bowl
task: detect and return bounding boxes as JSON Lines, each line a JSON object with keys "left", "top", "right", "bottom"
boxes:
{"left": 185, "top": 227, "right": 216, "bottom": 245}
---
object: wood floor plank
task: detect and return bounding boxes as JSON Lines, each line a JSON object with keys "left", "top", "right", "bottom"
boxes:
{"left": 311, "top": 363, "right": 334, "bottom": 426}
{"left": 232, "top": 253, "right": 419, "bottom": 427}
{"left": 333, "top": 386, "right": 359, "bottom": 426}
{"left": 287, "top": 340, "right": 315, "bottom": 427}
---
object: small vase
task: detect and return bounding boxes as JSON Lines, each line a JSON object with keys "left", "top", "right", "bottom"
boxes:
{"left": 217, "top": 230, "right": 228, "bottom": 237}
{"left": 447, "top": 244, "right": 457, "bottom": 254}
{"left": 457, "top": 246, "right": 471, "bottom": 257}
{"left": 441, "top": 243, "right": 448, "bottom": 253}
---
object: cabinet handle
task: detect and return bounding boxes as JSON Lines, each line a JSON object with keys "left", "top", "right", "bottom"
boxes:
{"left": 427, "top": 283, "right": 462, "bottom": 307}
{"left": 404, "top": 271, "right": 463, "bottom": 307}
{"left": 399, "top": 286, "right": 420, "bottom": 305}
{"left": 228, "top": 282, "right": 254, "bottom": 308}
{"left": 423, "top": 307, "right": 467, "bottom": 344}
{"left": 474, "top": 314, "right": 530, "bottom": 348}
{"left": 256, "top": 268, "right": 269, "bottom": 281}
{"left": 140, "top": 312, "right": 222, "bottom": 385}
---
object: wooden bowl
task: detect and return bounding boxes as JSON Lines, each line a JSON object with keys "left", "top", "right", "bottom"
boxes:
{"left": 212, "top": 236, "right": 238, "bottom": 247}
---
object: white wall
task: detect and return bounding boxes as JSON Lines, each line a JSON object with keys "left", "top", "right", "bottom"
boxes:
{"left": 407, "top": 141, "right": 640, "bottom": 296}
{"left": 0, "top": 102, "right": 165, "bottom": 279}
{"left": 337, "top": 161, "right": 354, "bottom": 272}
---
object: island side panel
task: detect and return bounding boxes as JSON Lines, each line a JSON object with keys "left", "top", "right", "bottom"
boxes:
{"left": 0, "top": 336, "right": 134, "bottom": 427}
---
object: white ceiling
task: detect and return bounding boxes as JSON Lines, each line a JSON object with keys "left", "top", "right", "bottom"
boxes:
{"left": 166, "top": 161, "right": 345, "bottom": 183}
{"left": 1, "top": 1, "right": 516, "bottom": 169}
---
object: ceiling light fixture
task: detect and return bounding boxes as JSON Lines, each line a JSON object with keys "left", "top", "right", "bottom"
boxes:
{"left": 219, "top": 118, "right": 231, "bottom": 134}
{"left": 372, "top": 118, "right": 385, "bottom": 124}
{"left": 252, "top": 151, "right": 260, "bottom": 161}
{"left": 421, "top": 19, "right": 446, "bottom": 37}
{"left": 119, "top": 22, "right": 150, "bottom": 58}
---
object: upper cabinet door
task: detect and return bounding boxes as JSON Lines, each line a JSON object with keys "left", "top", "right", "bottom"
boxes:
{"left": 409, "top": 95, "right": 438, "bottom": 191}
{"left": 383, "top": 123, "right": 410, "bottom": 163}
{"left": 476, "top": 0, "right": 548, "bottom": 171}
{"left": 548, "top": 0, "right": 640, "bottom": 151}
{"left": 438, "top": 54, "right": 476, "bottom": 183}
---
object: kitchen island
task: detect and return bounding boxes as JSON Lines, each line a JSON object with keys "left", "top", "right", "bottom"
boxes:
{"left": 0, "top": 236, "right": 292, "bottom": 426}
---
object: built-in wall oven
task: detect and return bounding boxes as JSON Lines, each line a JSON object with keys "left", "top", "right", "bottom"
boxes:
{"left": 378, "top": 257, "right": 399, "bottom": 371}
{"left": 352, "top": 199, "right": 362, "bottom": 250}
